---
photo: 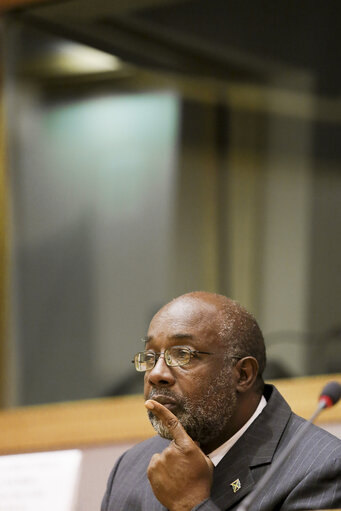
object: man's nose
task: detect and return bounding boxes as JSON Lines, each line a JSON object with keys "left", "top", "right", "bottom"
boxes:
{"left": 146, "top": 354, "right": 176, "bottom": 386}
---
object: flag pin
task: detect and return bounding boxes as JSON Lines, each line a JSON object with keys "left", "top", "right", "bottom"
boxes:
{"left": 230, "top": 479, "right": 241, "bottom": 493}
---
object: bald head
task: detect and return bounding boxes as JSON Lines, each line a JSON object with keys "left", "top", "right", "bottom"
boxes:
{"left": 153, "top": 291, "right": 266, "bottom": 391}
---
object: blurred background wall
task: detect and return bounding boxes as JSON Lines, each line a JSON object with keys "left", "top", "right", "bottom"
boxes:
{"left": 0, "top": 0, "right": 340, "bottom": 407}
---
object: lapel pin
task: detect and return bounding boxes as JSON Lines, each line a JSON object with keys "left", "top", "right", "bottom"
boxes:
{"left": 230, "top": 479, "right": 241, "bottom": 493}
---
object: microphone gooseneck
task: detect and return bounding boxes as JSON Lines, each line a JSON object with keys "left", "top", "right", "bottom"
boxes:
{"left": 236, "top": 381, "right": 341, "bottom": 511}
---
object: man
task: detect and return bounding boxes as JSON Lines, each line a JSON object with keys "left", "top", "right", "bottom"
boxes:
{"left": 101, "top": 292, "right": 341, "bottom": 511}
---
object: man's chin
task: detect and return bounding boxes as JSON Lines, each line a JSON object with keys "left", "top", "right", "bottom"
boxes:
{"left": 147, "top": 410, "right": 199, "bottom": 442}
{"left": 148, "top": 413, "right": 173, "bottom": 440}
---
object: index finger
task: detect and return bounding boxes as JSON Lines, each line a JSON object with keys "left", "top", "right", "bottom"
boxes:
{"left": 145, "top": 399, "right": 193, "bottom": 447}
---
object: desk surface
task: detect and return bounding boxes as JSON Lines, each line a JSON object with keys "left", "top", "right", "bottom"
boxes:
{"left": 0, "top": 374, "right": 340, "bottom": 454}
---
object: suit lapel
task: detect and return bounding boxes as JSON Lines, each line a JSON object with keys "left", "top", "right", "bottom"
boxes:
{"left": 211, "top": 452, "right": 255, "bottom": 509}
{"left": 209, "top": 385, "right": 292, "bottom": 510}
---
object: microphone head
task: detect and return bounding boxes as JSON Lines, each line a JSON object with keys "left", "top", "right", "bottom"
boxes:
{"left": 319, "top": 381, "right": 341, "bottom": 408}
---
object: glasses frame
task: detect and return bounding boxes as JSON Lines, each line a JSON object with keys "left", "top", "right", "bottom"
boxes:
{"left": 132, "top": 345, "right": 215, "bottom": 372}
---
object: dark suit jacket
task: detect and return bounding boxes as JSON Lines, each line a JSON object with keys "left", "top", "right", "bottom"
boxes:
{"left": 101, "top": 385, "right": 341, "bottom": 511}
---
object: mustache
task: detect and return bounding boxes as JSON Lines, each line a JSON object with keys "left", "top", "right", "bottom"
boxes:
{"left": 147, "top": 388, "right": 182, "bottom": 401}
{"left": 147, "top": 388, "right": 186, "bottom": 411}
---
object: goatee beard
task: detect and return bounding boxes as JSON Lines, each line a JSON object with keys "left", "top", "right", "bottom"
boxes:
{"left": 146, "top": 367, "right": 237, "bottom": 446}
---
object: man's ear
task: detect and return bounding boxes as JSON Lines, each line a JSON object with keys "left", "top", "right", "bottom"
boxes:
{"left": 235, "top": 356, "right": 259, "bottom": 392}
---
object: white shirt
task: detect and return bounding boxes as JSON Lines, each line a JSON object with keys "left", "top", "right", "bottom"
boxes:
{"left": 208, "top": 395, "right": 267, "bottom": 466}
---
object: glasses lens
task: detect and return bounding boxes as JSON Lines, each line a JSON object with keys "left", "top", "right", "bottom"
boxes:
{"left": 134, "top": 352, "right": 155, "bottom": 372}
{"left": 166, "top": 347, "right": 191, "bottom": 367}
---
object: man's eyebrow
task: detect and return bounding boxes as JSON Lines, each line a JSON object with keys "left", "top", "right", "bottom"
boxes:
{"left": 172, "top": 333, "right": 193, "bottom": 339}
{"left": 141, "top": 333, "right": 193, "bottom": 344}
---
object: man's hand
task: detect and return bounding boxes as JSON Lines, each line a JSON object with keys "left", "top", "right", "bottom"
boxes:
{"left": 145, "top": 399, "right": 214, "bottom": 511}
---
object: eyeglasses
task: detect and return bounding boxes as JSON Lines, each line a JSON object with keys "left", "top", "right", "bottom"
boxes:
{"left": 132, "top": 346, "right": 214, "bottom": 372}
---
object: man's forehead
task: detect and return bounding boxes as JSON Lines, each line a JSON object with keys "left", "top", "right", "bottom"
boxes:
{"left": 147, "top": 296, "right": 223, "bottom": 340}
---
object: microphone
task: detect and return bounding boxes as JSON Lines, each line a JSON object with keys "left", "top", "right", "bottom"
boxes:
{"left": 319, "top": 381, "right": 341, "bottom": 408}
{"left": 236, "top": 381, "right": 341, "bottom": 511}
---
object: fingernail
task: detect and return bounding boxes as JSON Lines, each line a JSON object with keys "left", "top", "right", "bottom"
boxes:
{"left": 145, "top": 400, "right": 154, "bottom": 409}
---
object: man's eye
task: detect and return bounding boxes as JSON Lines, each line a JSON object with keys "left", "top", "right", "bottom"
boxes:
{"left": 173, "top": 349, "right": 189, "bottom": 361}
{"left": 144, "top": 352, "right": 155, "bottom": 359}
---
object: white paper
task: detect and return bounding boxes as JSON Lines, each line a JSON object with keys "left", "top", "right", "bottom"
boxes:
{"left": 0, "top": 449, "right": 82, "bottom": 511}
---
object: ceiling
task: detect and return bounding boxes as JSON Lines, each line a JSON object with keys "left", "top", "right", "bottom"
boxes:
{"left": 6, "top": 0, "right": 341, "bottom": 96}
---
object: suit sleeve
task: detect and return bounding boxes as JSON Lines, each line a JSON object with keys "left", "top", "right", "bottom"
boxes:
{"left": 282, "top": 455, "right": 341, "bottom": 510}
{"left": 101, "top": 454, "right": 125, "bottom": 511}
{"left": 191, "top": 498, "right": 221, "bottom": 510}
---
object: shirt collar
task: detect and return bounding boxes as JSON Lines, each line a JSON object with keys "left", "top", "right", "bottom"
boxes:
{"left": 208, "top": 395, "right": 267, "bottom": 466}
